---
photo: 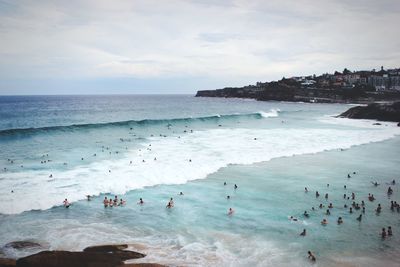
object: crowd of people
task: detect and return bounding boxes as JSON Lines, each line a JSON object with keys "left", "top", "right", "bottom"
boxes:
{"left": 298, "top": 176, "right": 397, "bottom": 262}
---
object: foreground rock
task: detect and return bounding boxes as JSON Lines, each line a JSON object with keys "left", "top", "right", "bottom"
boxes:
{"left": 0, "top": 244, "right": 166, "bottom": 267}
{"left": 338, "top": 102, "right": 400, "bottom": 122}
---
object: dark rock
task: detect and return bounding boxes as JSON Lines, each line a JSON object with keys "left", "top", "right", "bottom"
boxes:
{"left": 4, "top": 242, "right": 41, "bottom": 250}
{"left": 15, "top": 244, "right": 146, "bottom": 267}
{"left": 0, "top": 258, "right": 16, "bottom": 267}
{"left": 338, "top": 102, "right": 400, "bottom": 122}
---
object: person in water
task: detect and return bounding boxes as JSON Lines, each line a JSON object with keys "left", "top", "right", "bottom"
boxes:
{"left": 304, "top": 211, "right": 309, "bottom": 218}
{"left": 138, "top": 198, "right": 144, "bottom": 205}
{"left": 376, "top": 204, "right": 382, "bottom": 214}
{"left": 234, "top": 184, "right": 238, "bottom": 190}
{"left": 321, "top": 219, "right": 328, "bottom": 225}
{"left": 224, "top": 182, "right": 227, "bottom": 186}
{"left": 166, "top": 198, "right": 174, "bottom": 208}
{"left": 228, "top": 208, "right": 235, "bottom": 215}
{"left": 325, "top": 193, "right": 329, "bottom": 200}
{"left": 179, "top": 192, "right": 184, "bottom": 195}
{"left": 381, "top": 228, "right": 387, "bottom": 239}
{"left": 63, "top": 198, "right": 70, "bottom": 208}
{"left": 300, "top": 229, "right": 306, "bottom": 236}
{"left": 326, "top": 209, "right": 331, "bottom": 215}
{"left": 119, "top": 199, "right": 126, "bottom": 206}
{"left": 308, "top": 251, "right": 316, "bottom": 262}
{"left": 227, "top": 195, "right": 230, "bottom": 199}
{"left": 337, "top": 217, "right": 343, "bottom": 224}
{"left": 316, "top": 191, "right": 320, "bottom": 198}
{"left": 388, "top": 226, "right": 393, "bottom": 236}
{"left": 356, "top": 214, "right": 362, "bottom": 221}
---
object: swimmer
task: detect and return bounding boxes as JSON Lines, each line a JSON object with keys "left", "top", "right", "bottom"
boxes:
{"left": 351, "top": 192, "right": 355, "bottom": 200}
{"left": 113, "top": 196, "right": 118, "bottom": 205}
{"left": 381, "top": 228, "right": 387, "bottom": 239}
{"left": 304, "top": 187, "right": 308, "bottom": 192}
{"left": 179, "top": 192, "right": 184, "bottom": 195}
{"left": 63, "top": 198, "right": 70, "bottom": 208}
{"left": 304, "top": 211, "right": 309, "bottom": 218}
{"left": 347, "top": 174, "right": 351, "bottom": 178}
{"left": 362, "top": 207, "right": 365, "bottom": 213}
{"left": 321, "top": 219, "right": 328, "bottom": 225}
{"left": 343, "top": 193, "right": 347, "bottom": 199}
{"left": 344, "top": 185, "right": 347, "bottom": 189}
{"left": 328, "top": 203, "right": 333, "bottom": 209}
{"left": 308, "top": 251, "right": 316, "bottom": 262}
{"left": 388, "top": 226, "right": 392, "bottom": 236}
{"left": 228, "top": 208, "right": 235, "bottom": 215}
{"left": 356, "top": 214, "right": 362, "bottom": 221}
{"left": 300, "top": 229, "right": 306, "bottom": 236}
{"left": 138, "top": 198, "right": 144, "bottom": 205}
{"left": 349, "top": 207, "right": 353, "bottom": 213}
{"left": 289, "top": 216, "right": 298, "bottom": 222}
{"left": 227, "top": 195, "right": 230, "bottom": 199}
{"left": 119, "top": 199, "right": 126, "bottom": 206}
{"left": 234, "top": 184, "right": 238, "bottom": 190}
{"left": 326, "top": 209, "right": 331, "bottom": 215}
{"left": 316, "top": 191, "right": 320, "bottom": 198}
{"left": 387, "top": 187, "right": 393, "bottom": 195}
{"left": 371, "top": 181, "right": 379, "bottom": 186}
{"left": 337, "top": 217, "right": 343, "bottom": 224}
{"left": 327, "top": 184, "right": 329, "bottom": 187}
{"left": 319, "top": 204, "right": 324, "bottom": 209}
{"left": 376, "top": 204, "right": 382, "bottom": 213}
{"left": 103, "top": 197, "right": 109, "bottom": 207}
{"left": 224, "top": 182, "right": 227, "bottom": 186}
{"left": 86, "top": 195, "right": 91, "bottom": 201}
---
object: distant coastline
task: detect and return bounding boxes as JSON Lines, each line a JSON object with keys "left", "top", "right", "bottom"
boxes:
{"left": 196, "top": 67, "right": 400, "bottom": 104}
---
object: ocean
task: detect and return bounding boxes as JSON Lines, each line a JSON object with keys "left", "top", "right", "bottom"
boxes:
{"left": 0, "top": 95, "right": 399, "bottom": 266}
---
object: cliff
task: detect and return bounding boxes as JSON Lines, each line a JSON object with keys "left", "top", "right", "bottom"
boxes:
{"left": 338, "top": 102, "right": 400, "bottom": 123}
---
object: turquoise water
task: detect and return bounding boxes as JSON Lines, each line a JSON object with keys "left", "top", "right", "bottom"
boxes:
{"left": 0, "top": 95, "right": 399, "bottom": 266}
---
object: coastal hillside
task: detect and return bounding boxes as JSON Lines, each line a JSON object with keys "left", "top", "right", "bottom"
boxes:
{"left": 196, "top": 67, "right": 400, "bottom": 103}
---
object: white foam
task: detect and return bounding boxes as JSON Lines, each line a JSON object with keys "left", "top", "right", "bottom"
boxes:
{"left": 257, "top": 109, "right": 280, "bottom": 118}
{"left": 1, "top": 121, "right": 399, "bottom": 214}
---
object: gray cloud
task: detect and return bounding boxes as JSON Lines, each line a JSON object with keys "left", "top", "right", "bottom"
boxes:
{"left": 0, "top": 0, "right": 399, "bottom": 94}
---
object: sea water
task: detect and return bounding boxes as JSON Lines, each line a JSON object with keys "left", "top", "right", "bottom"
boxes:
{"left": 0, "top": 95, "right": 399, "bottom": 266}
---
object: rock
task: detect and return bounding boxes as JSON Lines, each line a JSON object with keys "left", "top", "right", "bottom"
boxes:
{"left": 0, "top": 258, "right": 16, "bottom": 267}
{"left": 4, "top": 242, "right": 41, "bottom": 250}
{"left": 338, "top": 102, "right": 400, "bottom": 122}
{"left": 16, "top": 244, "right": 146, "bottom": 267}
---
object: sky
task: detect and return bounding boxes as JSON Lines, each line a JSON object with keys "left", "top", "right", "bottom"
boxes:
{"left": 0, "top": 0, "right": 399, "bottom": 95}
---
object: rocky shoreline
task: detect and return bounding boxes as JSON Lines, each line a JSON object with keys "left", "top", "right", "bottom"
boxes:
{"left": 0, "top": 242, "right": 165, "bottom": 267}
{"left": 338, "top": 102, "right": 400, "bottom": 123}
{"left": 195, "top": 81, "right": 400, "bottom": 104}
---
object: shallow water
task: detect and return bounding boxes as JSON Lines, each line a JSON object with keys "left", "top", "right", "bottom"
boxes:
{"left": 0, "top": 95, "right": 399, "bottom": 266}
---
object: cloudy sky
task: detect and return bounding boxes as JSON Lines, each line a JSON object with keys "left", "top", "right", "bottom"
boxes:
{"left": 0, "top": 0, "right": 399, "bottom": 95}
